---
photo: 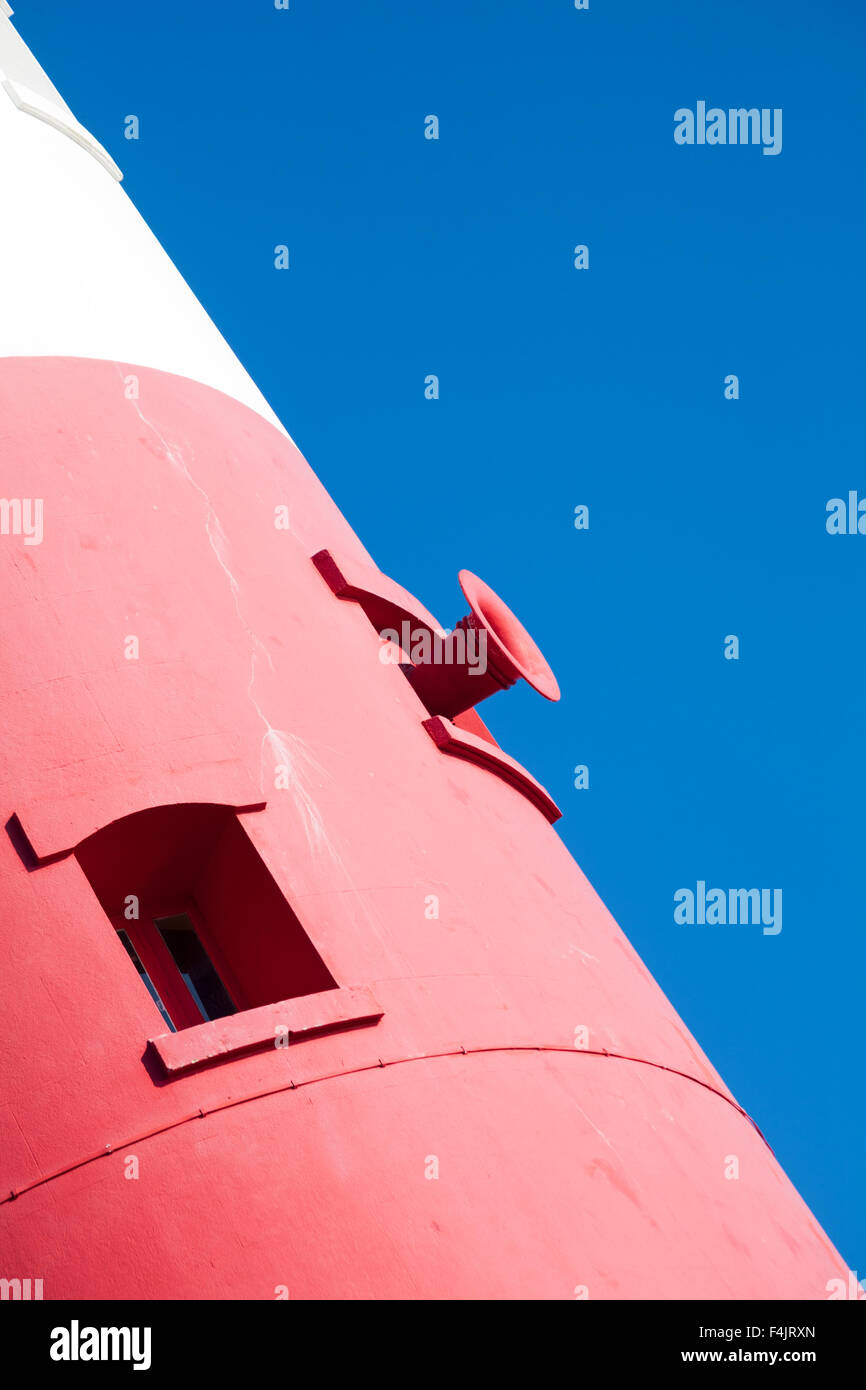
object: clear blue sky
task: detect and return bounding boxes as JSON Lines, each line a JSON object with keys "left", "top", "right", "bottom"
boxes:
{"left": 15, "top": 0, "right": 863, "bottom": 1274}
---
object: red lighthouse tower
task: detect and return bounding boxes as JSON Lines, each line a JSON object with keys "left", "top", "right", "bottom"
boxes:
{"left": 0, "top": 9, "right": 849, "bottom": 1300}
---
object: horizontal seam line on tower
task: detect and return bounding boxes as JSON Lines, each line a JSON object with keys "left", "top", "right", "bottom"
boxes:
{"left": 1, "top": 1044, "right": 770, "bottom": 1206}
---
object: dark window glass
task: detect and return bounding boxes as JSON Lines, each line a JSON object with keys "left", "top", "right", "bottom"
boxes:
{"left": 155, "top": 914, "right": 236, "bottom": 1023}
{"left": 118, "top": 929, "right": 175, "bottom": 1032}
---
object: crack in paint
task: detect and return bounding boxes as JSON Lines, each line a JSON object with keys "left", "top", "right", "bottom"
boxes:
{"left": 121, "top": 381, "right": 370, "bottom": 891}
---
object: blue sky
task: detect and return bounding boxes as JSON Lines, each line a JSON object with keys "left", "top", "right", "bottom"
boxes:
{"left": 15, "top": 1, "right": 864, "bottom": 1273}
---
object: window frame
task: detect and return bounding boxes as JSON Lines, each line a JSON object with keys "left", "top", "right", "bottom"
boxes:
{"left": 111, "top": 897, "right": 246, "bottom": 1033}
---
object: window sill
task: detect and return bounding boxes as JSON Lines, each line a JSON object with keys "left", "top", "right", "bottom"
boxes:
{"left": 147, "top": 985, "right": 383, "bottom": 1076}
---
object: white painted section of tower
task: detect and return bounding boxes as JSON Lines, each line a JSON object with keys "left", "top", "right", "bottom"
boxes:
{"left": 0, "top": 14, "right": 289, "bottom": 436}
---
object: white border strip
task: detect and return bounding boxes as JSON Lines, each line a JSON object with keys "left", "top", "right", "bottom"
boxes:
{"left": 1, "top": 76, "right": 122, "bottom": 180}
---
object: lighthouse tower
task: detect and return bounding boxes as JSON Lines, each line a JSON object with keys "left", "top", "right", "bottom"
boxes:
{"left": 0, "top": 9, "right": 848, "bottom": 1299}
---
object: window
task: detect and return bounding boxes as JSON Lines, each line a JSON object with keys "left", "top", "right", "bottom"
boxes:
{"left": 75, "top": 803, "right": 338, "bottom": 1034}
{"left": 154, "top": 914, "right": 236, "bottom": 1025}
{"left": 115, "top": 906, "right": 239, "bottom": 1033}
